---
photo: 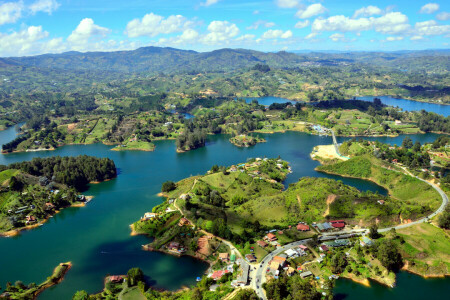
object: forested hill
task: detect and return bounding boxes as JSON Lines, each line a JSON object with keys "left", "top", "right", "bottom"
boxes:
{"left": 4, "top": 47, "right": 305, "bottom": 73}
{"left": 4, "top": 155, "right": 117, "bottom": 191}
{"left": 3, "top": 47, "right": 449, "bottom": 74}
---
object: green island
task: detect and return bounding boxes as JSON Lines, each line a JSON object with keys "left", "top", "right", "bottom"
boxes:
{"left": 0, "top": 156, "right": 117, "bottom": 235}
{"left": 3, "top": 98, "right": 450, "bottom": 155}
{"left": 229, "top": 134, "right": 266, "bottom": 147}
{"left": 0, "top": 262, "right": 71, "bottom": 299}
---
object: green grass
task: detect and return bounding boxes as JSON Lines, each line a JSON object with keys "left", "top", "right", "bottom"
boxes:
{"left": 119, "top": 286, "right": 146, "bottom": 300}
{"left": 0, "top": 169, "right": 19, "bottom": 185}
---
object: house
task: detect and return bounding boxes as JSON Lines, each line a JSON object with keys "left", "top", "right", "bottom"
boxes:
{"left": 178, "top": 218, "right": 190, "bottom": 227}
{"left": 219, "top": 253, "right": 229, "bottom": 262}
{"left": 315, "top": 222, "right": 333, "bottom": 232}
{"left": 25, "top": 215, "right": 36, "bottom": 224}
{"left": 44, "top": 202, "right": 55, "bottom": 211}
{"left": 319, "top": 244, "right": 329, "bottom": 252}
{"left": 360, "top": 236, "right": 374, "bottom": 247}
{"left": 257, "top": 240, "right": 268, "bottom": 248}
{"left": 245, "top": 254, "right": 257, "bottom": 263}
{"left": 392, "top": 159, "right": 398, "bottom": 164}
{"left": 108, "top": 275, "right": 123, "bottom": 283}
{"left": 330, "top": 220, "right": 345, "bottom": 229}
{"left": 286, "top": 267, "right": 296, "bottom": 276}
{"left": 266, "top": 233, "right": 277, "bottom": 241}
{"left": 270, "top": 261, "right": 280, "bottom": 271}
{"left": 378, "top": 200, "right": 385, "bottom": 205}
{"left": 142, "top": 212, "right": 157, "bottom": 220}
{"left": 395, "top": 120, "right": 402, "bottom": 125}
{"left": 167, "top": 241, "right": 185, "bottom": 253}
{"left": 324, "top": 239, "right": 350, "bottom": 248}
{"left": 211, "top": 270, "right": 229, "bottom": 280}
{"left": 272, "top": 256, "right": 286, "bottom": 267}
{"left": 285, "top": 249, "right": 297, "bottom": 257}
{"left": 299, "top": 245, "right": 308, "bottom": 251}
{"left": 300, "top": 271, "right": 313, "bottom": 278}
{"left": 297, "top": 224, "right": 310, "bottom": 231}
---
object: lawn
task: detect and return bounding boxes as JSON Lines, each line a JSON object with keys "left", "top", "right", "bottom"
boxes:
{"left": 396, "top": 223, "right": 450, "bottom": 276}
{"left": 119, "top": 286, "right": 146, "bottom": 300}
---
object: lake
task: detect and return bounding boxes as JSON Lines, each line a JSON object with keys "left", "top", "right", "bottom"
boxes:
{"left": 0, "top": 98, "right": 448, "bottom": 299}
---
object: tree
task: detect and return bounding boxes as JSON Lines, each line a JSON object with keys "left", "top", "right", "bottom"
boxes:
{"left": 330, "top": 252, "right": 348, "bottom": 274}
{"left": 377, "top": 240, "right": 403, "bottom": 271}
{"left": 72, "top": 290, "right": 89, "bottom": 300}
{"left": 368, "top": 225, "right": 381, "bottom": 239}
{"left": 402, "top": 137, "right": 413, "bottom": 149}
{"left": 9, "top": 176, "right": 23, "bottom": 191}
{"left": 438, "top": 206, "right": 450, "bottom": 229}
{"left": 161, "top": 181, "right": 176, "bottom": 193}
{"left": 127, "top": 267, "right": 144, "bottom": 287}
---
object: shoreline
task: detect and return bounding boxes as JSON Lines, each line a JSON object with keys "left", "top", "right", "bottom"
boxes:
{"left": 0, "top": 196, "right": 94, "bottom": 238}
{"left": 402, "top": 260, "right": 450, "bottom": 279}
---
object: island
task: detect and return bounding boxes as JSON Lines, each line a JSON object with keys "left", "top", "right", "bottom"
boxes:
{"left": 0, "top": 155, "right": 117, "bottom": 236}
{"left": 229, "top": 134, "right": 266, "bottom": 147}
{"left": 0, "top": 262, "right": 71, "bottom": 299}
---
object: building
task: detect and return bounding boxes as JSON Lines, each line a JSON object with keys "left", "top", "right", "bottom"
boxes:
{"left": 297, "top": 223, "right": 310, "bottom": 231}
{"left": 25, "top": 215, "right": 36, "bottom": 225}
{"left": 257, "top": 240, "right": 268, "bottom": 248}
{"left": 286, "top": 267, "right": 296, "bottom": 276}
{"left": 142, "top": 212, "right": 157, "bottom": 220}
{"left": 329, "top": 220, "right": 346, "bottom": 229}
{"left": 211, "top": 270, "right": 228, "bottom": 280}
{"left": 270, "top": 261, "right": 280, "bottom": 271}
{"left": 324, "top": 239, "right": 350, "bottom": 248}
{"left": 167, "top": 242, "right": 185, "bottom": 253}
{"left": 285, "top": 249, "right": 297, "bottom": 257}
{"left": 230, "top": 253, "right": 236, "bottom": 263}
{"left": 236, "top": 262, "right": 249, "bottom": 285}
{"left": 245, "top": 254, "right": 257, "bottom": 263}
{"left": 300, "top": 271, "right": 313, "bottom": 278}
{"left": 299, "top": 245, "right": 308, "bottom": 251}
{"left": 178, "top": 217, "right": 190, "bottom": 227}
{"left": 272, "top": 256, "right": 286, "bottom": 267}
{"left": 377, "top": 200, "right": 385, "bottom": 205}
{"left": 360, "top": 236, "right": 374, "bottom": 247}
{"left": 108, "top": 275, "right": 123, "bottom": 283}
{"left": 44, "top": 203, "right": 55, "bottom": 211}
{"left": 266, "top": 233, "right": 277, "bottom": 241}
{"left": 319, "top": 244, "right": 329, "bottom": 252}
{"left": 314, "top": 222, "right": 333, "bottom": 232}
{"left": 219, "top": 253, "right": 229, "bottom": 262}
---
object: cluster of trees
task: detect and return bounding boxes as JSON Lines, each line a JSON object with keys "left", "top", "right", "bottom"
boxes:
{"left": 2, "top": 133, "right": 31, "bottom": 152}
{"left": 7, "top": 155, "right": 117, "bottom": 191}
{"left": 161, "top": 181, "right": 176, "bottom": 193}
{"left": 375, "top": 138, "right": 430, "bottom": 169}
{"left": 176, "top": 120, "right": 207, "bottom": 151}
{"left": 263, "top": 275, "right": 323, "bottom": 300}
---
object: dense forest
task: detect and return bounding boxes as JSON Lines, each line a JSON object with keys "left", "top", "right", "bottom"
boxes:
{"left": 5, "top": 155, "right": 117, "bottom": 191}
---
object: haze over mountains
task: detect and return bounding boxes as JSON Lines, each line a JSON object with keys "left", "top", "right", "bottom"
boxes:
{"left": 1, "top": 47, "right": 449, "bottom": 74}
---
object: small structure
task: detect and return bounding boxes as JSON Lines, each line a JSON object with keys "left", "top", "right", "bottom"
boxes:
{"left": 45, "top": 202, "right": 55, "bottom": 211}
{"left": 297, "top": 223, "right": 310, "bottom": 231}
{"left": 211, "top": 270, "right": 228, "bottom": 280}
{"left": 299, "top": 245, "right": 308, "bottom": 251}
{"left": 395, "top": 120, "right": 402, "bottom": 125}
{"left": 272, "top": 256, "right": 286, "bottom": 267}
{"left": 257, "top": 240, "right": 268, "bottom": 248}
{"left": 245, "top": 254, "right": 257, "bottom": 263}
{"left": 142, "top": 212, "right": 157, "bottom": 220}
{"left": 25, "top": 215, "right": 36, "bottom": 225}
{"left": 270, "top": 261, "right": 280, "bottom": 271}
{"left": 329, "top": 220, "right": 345, "bottom": 229}
{"left": 377, "top": 200, "right": 385, "bottom": 205}
{"left": 266, "top": 233, "right": 277, "bottom": 241}
{"left": 324, "top": 239, "right": 350, "bottom": 248}
{"left": 178, "top": 217, "right": 190, "bottom": 227}
{"left": 167, "top": 241, "right": 185, "bottom": 254}
{"left": 108, "top": 275, "right": 123, "bottom": 283}
{"left": 219, "top": 253, "right": 229, "bottom": 262}
{"left": 360, "top": 236, "right": 374, "bottom": 247}
{"left": 230, "top": 253, "right": 236, "bottom": 263}
{"left": 236, "top": 262, "right": 249, "bottom": 285}
{"left": 286, "top": 267, "right": 296, "bottom": 276}
{"left": 300, "top": 271, "right": 313, "bottom": 278}
{"left": 285, "top": 249, "right": 297, "bottom": 258}
{"left": 319, "top": 244, "right": 329, "bottom": 252}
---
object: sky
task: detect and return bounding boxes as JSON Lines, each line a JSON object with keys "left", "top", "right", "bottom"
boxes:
{"left": 0, "top": 0, "right": 449, "bottom": 57}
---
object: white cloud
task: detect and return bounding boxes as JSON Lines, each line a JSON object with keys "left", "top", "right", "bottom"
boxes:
{"left": 415, "top": 20, "right": 450, "bottom": 36}
{"left": 420, "top": 3, "right": 439, "bottom": 14}
{"left": 247, "top": 20, "right": 275, "bottom": 30}
{"left": 202, "top": 20, "right": 239, "bottom": 44}
{"left": 67, "top": 18, "right": 111, "bottom": 49}
{"left": 312, "top": 12, "right": 410, "bottom": 35}
{"left": 253, "top": 10, "right": 260, "bottom": 15}
{"left": 275, "top": 0, "right": 299, "bottom": 9}
{"left": 353, "top": 6, "right": 382, "bottom": 18}
{"left": 305, "top": 32, "right": 317, "bottom": 39}
{"left": 329, "top": 33, "right": 345, "bottom": 42}
{"left": 0, "top": 25, "right": 49, "bottom": 56}
{"left": 29, "top": 0, "right": 60, "bottom": 15}
{"left": 296, "top": 4, "right": 327, "bottom": 19}
{"left": 201, "top": 0, "right": 220, "bottom": 7}
{"left": 436, "top": 12, "right": 450, "bottom": 21}
{"left": 262, "top": 29, "right": 292, "bottom": 39}
{"left": 126, "top": 13, "right": 193, "bottom": 38}
{"left": 410, "top": 35, "right": 424, "bottom": 40}
{"left": 235, "top": 34, "right": 255, "bottom": 41}
{"left": 386, "top": 36, "right": 404, "bottom": 41}
{"left": 295, "top": 20, "right": 310, "bottom": 29}
{"left": 0, "top": 1, "right": 23, "bottom": 25}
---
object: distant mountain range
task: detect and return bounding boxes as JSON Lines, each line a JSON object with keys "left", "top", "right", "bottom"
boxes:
{"left": 1, "top": 47, "right": 449, "bottom": 74}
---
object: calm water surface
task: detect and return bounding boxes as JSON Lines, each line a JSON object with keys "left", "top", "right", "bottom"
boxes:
{"left": 0, "top": 98, "right": 448, "bottom": 299}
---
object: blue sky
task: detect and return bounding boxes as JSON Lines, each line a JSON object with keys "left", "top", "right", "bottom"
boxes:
{"left": 0, "top": 0, "right": 449, "bottom": 56}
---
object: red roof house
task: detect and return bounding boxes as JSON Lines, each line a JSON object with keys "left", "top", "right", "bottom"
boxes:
{"left": 296, "top": 224, "right": 310, "bottom": 231}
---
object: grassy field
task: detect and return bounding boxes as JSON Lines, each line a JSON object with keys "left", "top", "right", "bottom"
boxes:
{"left": 111, "top": 140, "right": 155, "bottom": 151}
{"left": 0, "top": 169, "right": 19, "bottom": 185}
{"left": 396, "top": 223, "right": 450, "bottom": 276}
{"left": 119, "top": 286, "right": 146, "bottom": 300}
{"left": 317, "top": 155, "right": 442, "bottom": 221}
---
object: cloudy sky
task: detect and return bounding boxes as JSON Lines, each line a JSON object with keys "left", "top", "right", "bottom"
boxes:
{"left": 0, "top": 0, "right": 449, "bottom": 56}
